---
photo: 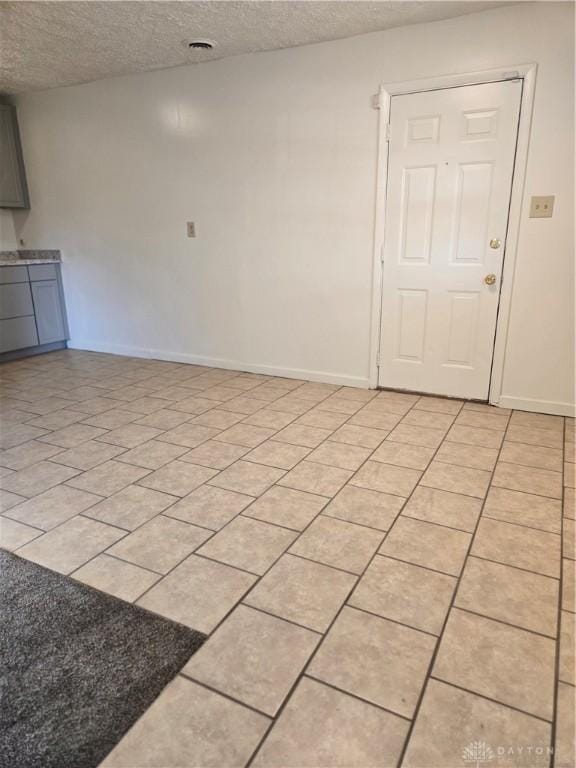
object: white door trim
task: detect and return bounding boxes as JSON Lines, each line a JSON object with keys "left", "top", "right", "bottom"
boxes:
{"left": 368, "top": 64, "right": 538, "bottom": 407}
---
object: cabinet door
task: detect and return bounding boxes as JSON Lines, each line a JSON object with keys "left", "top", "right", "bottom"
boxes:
{"left": 0, "top": 105, "right": 30, "bottom": 208}
{"left": 0, "top": 316, "right": 38, "bottom": 352}
{"left": 0, "top": 283, "right": 34, "bottom": 319}
{"left": 31, "top": 280, "right": 66, "bottom": 343}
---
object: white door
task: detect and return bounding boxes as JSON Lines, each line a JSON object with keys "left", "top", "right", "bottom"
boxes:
{"left": 378, "top": 79, "right": 522, "bottom": 400}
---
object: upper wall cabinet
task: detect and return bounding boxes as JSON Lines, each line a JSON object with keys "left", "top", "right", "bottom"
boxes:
{"left": 0, "top": 104, "right": 30, "bottom": 209}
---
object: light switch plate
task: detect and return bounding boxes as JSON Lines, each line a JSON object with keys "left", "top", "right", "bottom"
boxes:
{"left": 186, "top": 221, "right": 196, "bottom": 237}
{"left": 529, "top": 196, "right": 554, "bottom": 218}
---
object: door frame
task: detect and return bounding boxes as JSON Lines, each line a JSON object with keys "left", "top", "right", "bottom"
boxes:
{"left": 369, "top": 63, "right": 538, "bottom": 405}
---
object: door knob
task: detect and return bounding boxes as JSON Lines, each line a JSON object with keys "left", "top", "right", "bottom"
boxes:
{"left": 484, "top": 273, "right": 497, "bottom": 286}
{"left": 490, "top": 238, "right": 501, "bottom": 249}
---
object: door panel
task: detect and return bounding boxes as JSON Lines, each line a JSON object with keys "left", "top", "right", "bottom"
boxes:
{"left": 400, "top": 166, "right": 436, "bottom": 263}
{"left": 396, "top": 290, "right": 428, "bottom": 362}
{"left": 378, "top": 79, "right": 522, "bottom": 399}
{"left": 31, "top": 281, "right": 66, "bottom": 344}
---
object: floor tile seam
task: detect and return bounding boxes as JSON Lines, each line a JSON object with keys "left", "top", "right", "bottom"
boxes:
{"left": 252, "top": 395, "right": 441, "bottom": 768}
{"left": 427, "top": 675, "right": 554, "bottom": 725}
{"left": 396, "top": 414, "right": 510, "bottom": 767}
{"left": 303, "top": 672, "right": 414, "bottom": 723}
{"left": 466, "top": 553, "right": 561, "bottom": 582}
{"left": 478, "top": 513, "right": 562, "bottom": 538}
{"left": 343, "top": 602, "right": 440, "bottom": 639}
{"left": 481, "top": 511, "right": 562, "bottom": 537}
{"left": 550, "top": 419, "right": 567, "bottom": 766}
{"left": 450, "top": 605, "right": 559, "bottom": 641}
{"left": 178, "top": 673, "right": 274, "bottom": 720}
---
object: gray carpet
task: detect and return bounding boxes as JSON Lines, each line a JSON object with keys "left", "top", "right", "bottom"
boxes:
{"left": 0, "top": 550, "right": 206, "bottom": 768}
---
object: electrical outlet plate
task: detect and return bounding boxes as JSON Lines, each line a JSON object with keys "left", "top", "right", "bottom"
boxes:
{"left": 529, "top": 196, "right": 554, "bottom": 218}
{"left": 187, "top": 221, "right": 196, "bottom": 237}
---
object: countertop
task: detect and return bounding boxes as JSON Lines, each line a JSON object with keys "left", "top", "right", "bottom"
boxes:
{"left": 0, "top": 259, "right": 61, "bottom": 266}
{"left": 0, "top": 249, "right": 61, "bottom": 267}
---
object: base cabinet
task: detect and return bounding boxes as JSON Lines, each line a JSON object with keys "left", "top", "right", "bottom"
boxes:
{"left": 31, "top": 280, "right": 66, "bottom": 344}
{"left": 0, "top": 315, "right": 38, "bottom": 353}
{"left": 0, "top": 262, "right": 68, "bottom": 357}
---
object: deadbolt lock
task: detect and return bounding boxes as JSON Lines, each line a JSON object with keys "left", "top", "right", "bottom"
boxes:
{"left": 484, "top": 273, "right": 497, "bottom": 286}
{"left": 490, "top": 238, "right": 502, "bottom": 249}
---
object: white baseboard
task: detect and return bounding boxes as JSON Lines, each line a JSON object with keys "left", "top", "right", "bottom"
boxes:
{"left": 67, "top": 339, "right": 371, "bottom": 389}
{"left": 497, "top": 395, "right": 575, "bottom": 418}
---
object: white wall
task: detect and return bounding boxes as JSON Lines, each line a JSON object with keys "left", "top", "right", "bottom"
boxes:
{"left": 0, "top": 210, "right": 17, "bottom": 250}
{"left": 12, "top": 2, "right": 575, "bottom": 412}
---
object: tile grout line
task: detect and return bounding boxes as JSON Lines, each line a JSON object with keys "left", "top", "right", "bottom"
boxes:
{"left": 549, "top": 416, "right": 566, "bottom": 768}
{"left": 1, "top": 351, "right": 567, "bottom": 767}
{"left": 243, "top": 393, "right": 463, "bottom": 768}
{"left": 396, "top": 407, "right": 512, "bottom": 768}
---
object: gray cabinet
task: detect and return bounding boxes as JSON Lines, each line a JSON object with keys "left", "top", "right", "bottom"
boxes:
{"left": 31, "top": 280, "right": 66, "bottom": 343}
{"left": 0, "top": 283, "right": 34, "bottom": 319}
{"left": 0, "top": 262, "right": 68, "bottom": 356}
{"left": 0, "top": 316, "right": 38, "bottom": 353}
{"left": 0, "top": 104, "right": 30, "bottom": 209}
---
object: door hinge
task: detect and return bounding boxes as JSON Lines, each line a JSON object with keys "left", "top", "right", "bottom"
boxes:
{"left": 376, "top": 350, "right": 381, "bottom": 366}
{"left": 384, "top": 124, "right": 391, "bottom": 141}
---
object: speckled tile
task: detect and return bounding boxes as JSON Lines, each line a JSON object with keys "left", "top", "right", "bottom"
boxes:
{"left": 380, "top": 517, "right": 471, "bottom": 576}
{"left": 184, "top": 604, "right": 319, "bottom": 715}
{"left": 101, "top": 676, "right": 269, "bottom": 768}
{"left": 0, "top": 439, "right": 64, "bottom": 471}
{"left": 402, "top": 486, "right": 481, "bottom": 533}
{"left": 67, "top": 460, "right": 150, "bottom": 497}
{"left": 308, "top": 606, "right": 435, "bottom": 717}
{"left": 483, "top": 487, "right": 562, "bottom": 533}
{"left": 328, "top": 424, "right": 388, "bottom": 449}
{"left": 435, "top": 441, "right": 498, "bottom": 471}
{"left": 434, "top": 608, "right": 556, "bottom": 720}
{"left": 289, "top": 516, "right": 383, "bottom": 574}
{"left": 251, "top": 677, "right": 408, "bottom": 768}
{"left": 0, "top": 460, "right": 80, "bottom": 498}
{"left": 492, "top": 461, "right": 562, "bottom": 499}
{"left": 323, "top": 485, "right": 404, "bottom": 531}
{"left": 215, "top": 423, "right": 276, "bottom": 448}
{"left": 0, "top": 517, "right": 42, "bottom": 551}
{"left": 351, "top": 460, "right": 420, "bottom": 498}
{"left": 17, "top": 515, "right": 125, "bottom": 574}
{"left": 278, "top": 461, "right": 352, "bottom": 497}
{"left": 107, "top": 515, "right": 211, "bottom": 573}
{"left": 209, "top": 460, "right": 285, "bottom": 496}
{"left": 420, "top": 461, "right": 491, "bottom": 499}
{"left": 403, "top": 679, "right": 551, "bottom": 768}
{"left": 471, "top": 517, "right": 561, "bottom": 578}
{"left": 555, "top": 682, "right": 576, "bottom": 768}
{"left": 242, "top": 485, "right": 326, "bottom": 531}
{"left": 138, "top": 460, "right": 217, "bottom": 496}
{"left": 456, "top": 556, "right": 559, "bottom": 636}
{"left": 5, "top": 484, "right": 101, "bottom": 530}
{"left": 51, "top": 440, "right": 127, "bottom": 470}
{"left": 349, "top": 555, "right": 456, "bottom": 635}
{"left": 165, "top": 484, "right": 253, "bottom": 530}
{"left": 197, "top": 516, "right": 297, "bottom": 575}
{"left": 370, "top": 441, "right": 435, "bottom": 471}
{"left": 244, "top": 440, "right": 311, "bottom": 470}
{"left": 72, "top": 553, "right": 160, "bottom": 601}
{"left": 138, "top": 554, "right": 257, "bottom": 632}
{"left": 244, "top": 554, "right": 356, "bottom": 633}
{"left": 499, "top": 441, "right": 563, "bottom": 472}
{"left": 84, "top": 484, "right": 177, "bottom": 530}
{"left": 274, "top": 424, "right": 333, "bottom": 449}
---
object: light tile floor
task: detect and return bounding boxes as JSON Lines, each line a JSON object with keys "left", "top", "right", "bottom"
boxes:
{"left": 0, "top": 349, "right": 574, "bottom": 768}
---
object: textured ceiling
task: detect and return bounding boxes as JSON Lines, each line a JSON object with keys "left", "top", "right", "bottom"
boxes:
{"left": 0, "top": 1, "right": 513, "bottom": 94}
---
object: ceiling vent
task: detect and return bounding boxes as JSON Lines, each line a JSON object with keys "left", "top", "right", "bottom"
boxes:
{"left": 187, "top": 40, "right": 215, "bottom": 51}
